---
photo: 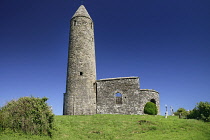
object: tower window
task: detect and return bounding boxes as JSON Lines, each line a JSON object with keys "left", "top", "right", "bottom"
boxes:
{"left": 91, "top": 22, "right": 93, "bottom": 29}
{"left": 80, "top": 72, "right": 83, "bottom": 76}
{"left": 115, "top": 93, "right": 122, "bottom": 104}
{"left": 74, "top": 20, "right": 77, "bottom": 26}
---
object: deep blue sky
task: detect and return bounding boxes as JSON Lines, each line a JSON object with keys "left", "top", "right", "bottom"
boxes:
{"left": 0, "top": 0, "right": 210, "bottom": 115}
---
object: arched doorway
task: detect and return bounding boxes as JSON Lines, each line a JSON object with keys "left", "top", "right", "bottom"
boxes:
{"left": 150, "top": 99, "right": 156, "bottom": 104}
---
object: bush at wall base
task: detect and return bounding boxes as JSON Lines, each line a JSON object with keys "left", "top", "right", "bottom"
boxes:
{"left": 144, "top": 102, "right": 158, "bottom": 115}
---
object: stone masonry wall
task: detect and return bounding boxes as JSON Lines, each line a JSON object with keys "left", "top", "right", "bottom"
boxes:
{"left": 139, "top": 89, "right": 160, "bottom": 115}
{"left": 96, "top": 77, "right": 160, "bottom": 115}
{"left": 96, "top": 77, "right": 142, "bottom": 115}
{"left": 64, "top": 6, "right": 96, "bottom": 115}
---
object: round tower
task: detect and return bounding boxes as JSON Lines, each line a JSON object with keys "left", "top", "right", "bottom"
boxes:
{"left": 63, "top": 5, "right": 96, "bottom": 115}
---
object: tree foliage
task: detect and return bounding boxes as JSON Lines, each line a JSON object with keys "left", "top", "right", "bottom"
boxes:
{"left": 187, "top": 102, "right": 210, "bottom": 122}
{"left": 174, "top": 108, "right": 189, "bottom": 118}
{"left": 0, "top": 97, "right": 54, "bottom": 136}
{"left": 144, "top": 102, "right": 158, "bottom": 115}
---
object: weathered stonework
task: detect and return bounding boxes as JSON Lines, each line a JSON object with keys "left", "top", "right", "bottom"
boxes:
{"left": 63, "top": 5, "right": 96, "bottom": 115}
{"left": 96, "top": 77, "right": 160, "bottom": 115}
{"left": 63, "top": 5, "right": 160, "bottom": 115}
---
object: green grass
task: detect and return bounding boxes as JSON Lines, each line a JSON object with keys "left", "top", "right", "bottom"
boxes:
{"left": 1, "top": 115, "right": 210, "bottom": 140}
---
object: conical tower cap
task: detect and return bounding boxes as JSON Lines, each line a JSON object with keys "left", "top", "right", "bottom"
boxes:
{"left": 72, "top": 5, "right": 91, "bottom": 19}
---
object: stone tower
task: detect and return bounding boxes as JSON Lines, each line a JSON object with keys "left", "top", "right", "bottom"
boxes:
{"left": 63, "top": 5, "right": 96, "bottom": 115}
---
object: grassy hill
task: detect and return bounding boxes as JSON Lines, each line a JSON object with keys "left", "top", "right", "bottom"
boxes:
{"left": 1, "top": 114, "right": 210, "bottom": 140}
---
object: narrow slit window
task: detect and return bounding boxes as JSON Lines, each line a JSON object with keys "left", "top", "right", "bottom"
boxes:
{"left": 80, "top": 72, "right": 83, "bottom": 76}
{"left": 74, "top": 20, "right": 77, "bottom": 26}
{"left": 91, "top": 22, "right": 93, "bottom": 29}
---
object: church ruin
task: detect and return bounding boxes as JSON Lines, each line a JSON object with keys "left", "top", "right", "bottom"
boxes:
{"left": 63, "top": 5, "right": 160, "bottom": 115}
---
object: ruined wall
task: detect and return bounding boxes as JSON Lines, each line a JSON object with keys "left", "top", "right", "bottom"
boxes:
{"left": 96, "top": 77, "right": 142, "bottom": 115}
{"left": 139, "top": 89, "right": 160, "bottom": 115}
{"left": 96, "top": 77, "right": 160, "bottom": 115}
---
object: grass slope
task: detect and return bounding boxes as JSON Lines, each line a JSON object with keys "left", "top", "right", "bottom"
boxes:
{"left": 1, "top": 115, "right": 210, "bottom": 140}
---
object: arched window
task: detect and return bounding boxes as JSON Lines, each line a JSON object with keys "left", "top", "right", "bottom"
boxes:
{"left": 150, "top": 99, "right": 156, "bottom": 104}
{"left": 115, "top": 93, "right": 122, "bottom": 104}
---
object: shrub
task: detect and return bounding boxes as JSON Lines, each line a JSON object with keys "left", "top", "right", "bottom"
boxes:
{"left": 0, "top": 97, "right": 54, "bottom": 136}
{"left": 144, "top": 102, "right": 158, "bottom": 115}
{"left": 187, "top": 101, "right": 210, "bottom": 122}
